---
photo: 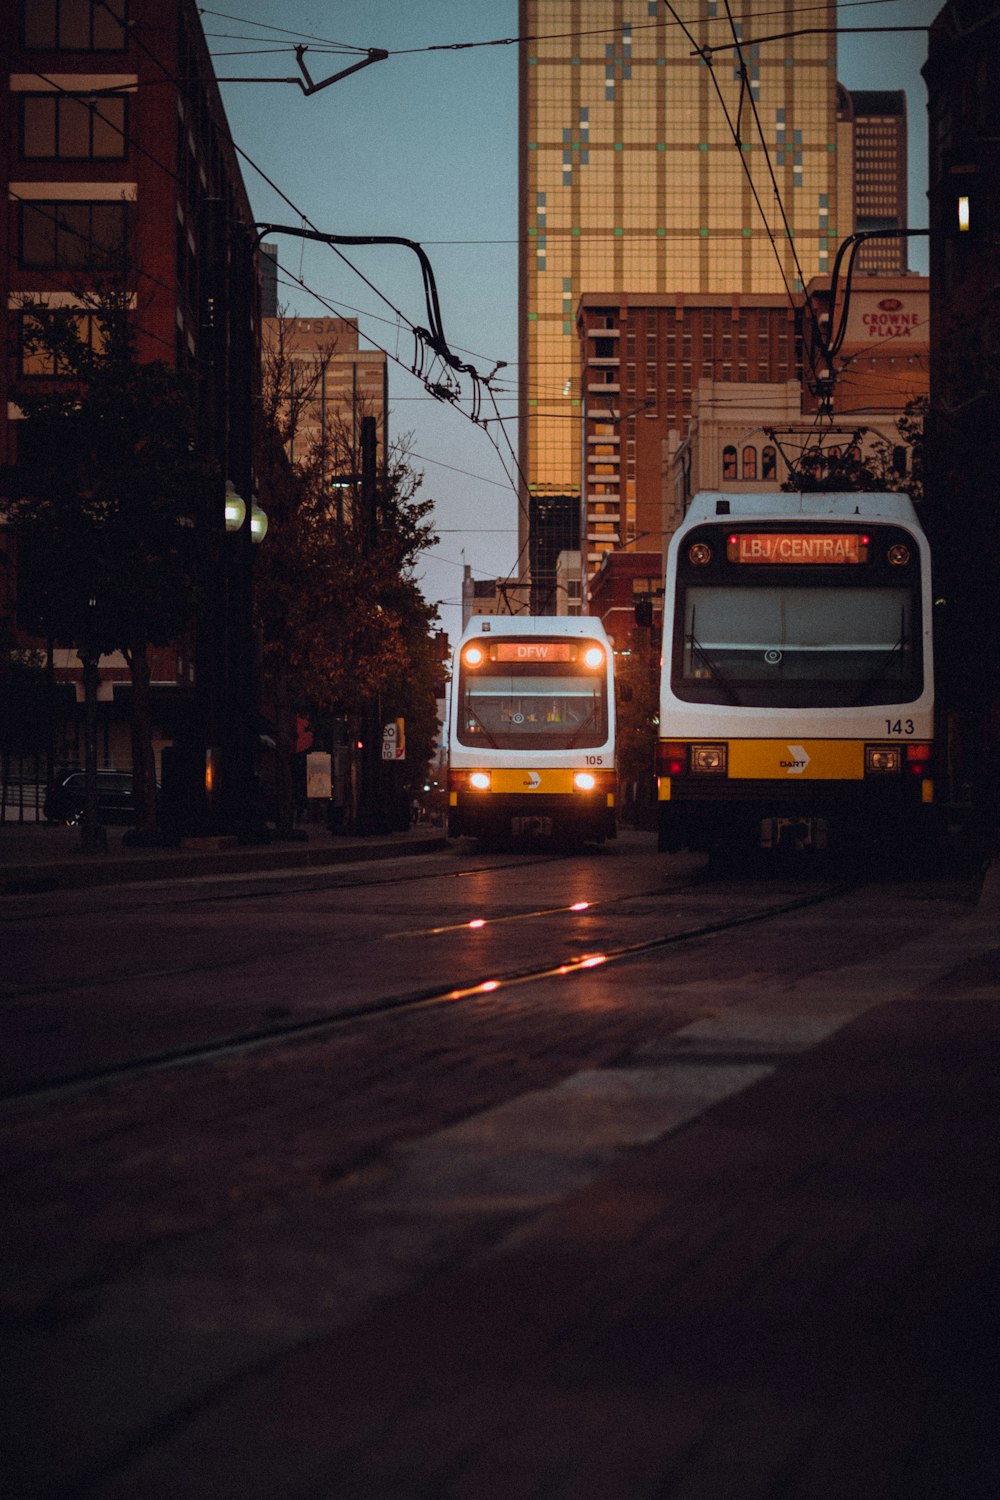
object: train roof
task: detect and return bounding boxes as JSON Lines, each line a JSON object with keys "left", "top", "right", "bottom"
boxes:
{"left": 457, "top": 614, "right": 610, "bottom": 644}
{"left": 679, "top": 490, "right": 922, "bottom": 529}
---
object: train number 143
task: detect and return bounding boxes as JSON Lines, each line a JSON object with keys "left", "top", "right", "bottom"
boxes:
{"left": 885, "top": 719, "right": 915, "bottom": 735}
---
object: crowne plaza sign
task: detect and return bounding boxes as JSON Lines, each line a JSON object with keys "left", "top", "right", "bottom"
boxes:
{"left": 843, "top": 290, "right": 927, "bottom": 345}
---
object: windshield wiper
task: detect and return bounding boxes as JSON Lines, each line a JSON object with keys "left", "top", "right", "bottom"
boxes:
{"left": 687, "top": 614, "right": 742, "bottom": 705}
{"left": 567, "top": 701, "right": 599, "bottom": 747}
{"left": 852, "top": 607, "right": 908, "bottom": 704}
{"left": 464, "top": 702, "right": 498, "bottom": 747}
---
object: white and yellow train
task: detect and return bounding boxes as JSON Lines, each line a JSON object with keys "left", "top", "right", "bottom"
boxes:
{"left": 656, "top": 491, "right": 935, "bottom": 856}
{"left": 448, "top": 615, "right": 617, "bottom": 846}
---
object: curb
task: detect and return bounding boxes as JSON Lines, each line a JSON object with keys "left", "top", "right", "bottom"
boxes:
{"left": 0, "top": 832, "right": 450, "bottom": 896}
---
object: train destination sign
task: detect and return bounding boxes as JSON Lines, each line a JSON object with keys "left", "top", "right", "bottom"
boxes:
{"left": 727, "top": 532, "right": 868, "bottom": 565}
{"left": 494, "top": 642, "right": 574, "bottom": 662}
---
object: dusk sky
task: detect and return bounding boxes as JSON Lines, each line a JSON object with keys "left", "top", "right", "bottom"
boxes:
{"left": 208, "top": 1, "right": 939, "bottom": 643}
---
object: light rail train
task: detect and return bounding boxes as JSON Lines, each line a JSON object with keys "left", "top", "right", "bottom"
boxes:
{"left": 656, "top": 491, "right": 935, "bottom": 857}
{"left": 447, "top": 615, "right": 617, "bottom": 846}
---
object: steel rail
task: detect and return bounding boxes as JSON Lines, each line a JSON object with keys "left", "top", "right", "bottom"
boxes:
{"left": 1, "top": 880, "right": 854, "bottom": 1111}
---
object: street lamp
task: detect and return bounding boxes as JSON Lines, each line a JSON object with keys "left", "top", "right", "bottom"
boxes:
{"left": 250, "top": 501, "right": 268, "bottom": 543}
{"left": 224, "top": 480, "right": 246, "bottom": 532}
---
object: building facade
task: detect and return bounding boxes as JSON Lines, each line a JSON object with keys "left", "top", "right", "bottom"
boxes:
{"left": 665, "top": 275, "right": 929, "bottom": 535}
{"left": 837, "top": 87, "right": 909, "bottom": 274}
{"left": 262, "top": 316, "right": 387, "bottom": 497}
{"left": 923, "top": 0, "right": 1000, "bottom": 820}
{"left": 576, "top": 290, "right": 799, "bottom": 585}
{"left": 519, "top": 0, "right": 843, "bottom": 603}
{"left": 1, "top": 0, "right": 259, "bottom": 787}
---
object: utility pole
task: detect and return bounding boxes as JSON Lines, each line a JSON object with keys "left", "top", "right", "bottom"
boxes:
{"left": 355, "top": 415, "right": 390, "bottom": 834}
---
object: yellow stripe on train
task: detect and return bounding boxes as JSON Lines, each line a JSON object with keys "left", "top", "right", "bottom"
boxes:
{"left": 488, "top": 768, "right": 576, "bottom": 793}
{"left": 728, "top": 739, "right": 864, "bottom": 779}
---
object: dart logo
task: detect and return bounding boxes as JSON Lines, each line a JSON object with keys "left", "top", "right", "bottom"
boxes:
{"left": 781, "top": 745, "right": 809, "bottom": 774}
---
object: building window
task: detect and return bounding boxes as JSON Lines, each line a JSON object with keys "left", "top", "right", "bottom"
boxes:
{"left": 20, "top": 93, "right": 127, "bottom": 159}
{"left": 19, "top": 199, "right": 128, "bottom": 268}
{"left": 18, "top": 308, "right": 105, "bottom": 375}
{"left": 762, "top": 444, "right": 777, "bottom": 480}
{"left": 22, "top": 0, "right": 127, "bottom": 51}
{"left": 722, "top": 444, "right": 737, "bottom": 480}
{"left": 742, "top": 445, "right": 758, "bottom": 480}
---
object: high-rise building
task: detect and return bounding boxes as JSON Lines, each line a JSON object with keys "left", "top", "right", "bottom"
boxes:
{"left": 837, "top": 87, "right": 908, "bottom": 273}
{"left": 262, "top": 316, "right": 387, "bottom": 491}
{"left": 518, "top": 0, "right": 843, "bottom": 605}
{"left": 576, "top": 291, "right": 799, "bottom": 581}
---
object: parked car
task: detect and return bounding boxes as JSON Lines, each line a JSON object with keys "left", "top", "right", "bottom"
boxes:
{"left": 44, "top": 768, "right": 141, "bottom": 826}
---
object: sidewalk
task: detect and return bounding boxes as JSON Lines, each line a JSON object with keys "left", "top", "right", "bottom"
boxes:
{"left": 0, "top": 818, "right": 448, "bottom": 894}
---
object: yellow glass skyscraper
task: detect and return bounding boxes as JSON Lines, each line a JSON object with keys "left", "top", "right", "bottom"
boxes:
{"left": 518, "top": 0, "right": 842, "bottom": 599}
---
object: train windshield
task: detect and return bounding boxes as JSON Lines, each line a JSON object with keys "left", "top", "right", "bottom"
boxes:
{"left": 675, "top": 584, "right": 921, "bottom": 707}
{"left": 457, "top": 663, "right": 609, "bottom": 750}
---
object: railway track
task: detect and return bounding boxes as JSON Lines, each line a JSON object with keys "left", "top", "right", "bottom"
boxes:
{"left": 2, "top": 874, "right": 854, "bottom": 1110}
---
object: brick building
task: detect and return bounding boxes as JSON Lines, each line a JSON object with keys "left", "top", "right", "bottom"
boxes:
{"left": 576, "top": 291, "right": 800, "bottom": 586}
{"left": 1, "top": 0, "right": 260, "bottom": 785}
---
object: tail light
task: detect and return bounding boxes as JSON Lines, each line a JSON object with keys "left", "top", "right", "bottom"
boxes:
{"left": 658, "top": 742, "right": 688, "bottom": 777}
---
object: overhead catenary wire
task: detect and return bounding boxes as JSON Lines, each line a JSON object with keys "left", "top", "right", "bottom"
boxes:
{"left": 14, "top": 5, "right": 525, "bottom": 591}
{"left": 198, "top": 0, "right": 924, "bottom": 64}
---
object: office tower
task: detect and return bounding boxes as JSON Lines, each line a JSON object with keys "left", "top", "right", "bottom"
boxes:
{"left": 839, "top": 88, "right": 908, "bottom": 273}
{"left": 262, "top": 316, "right": 387, "bottom": 484}
{"left": 577, "top": 290, "right": 798, "bottom": 576}
{"left": 519, "top": 0, "right": 842, "bottom": 602}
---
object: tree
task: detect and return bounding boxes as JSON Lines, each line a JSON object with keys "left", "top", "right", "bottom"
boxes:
{"left": 9, "top": 283, "right": 215, "bottom": 834}
{"left": 613, "top": 627, "right": 660, "bottom": 825}
{"left": 254, "top": 322, "right": 440, "bottom": 832}
{"left": 780, "top": 414, "right": 922, "bottom": 496}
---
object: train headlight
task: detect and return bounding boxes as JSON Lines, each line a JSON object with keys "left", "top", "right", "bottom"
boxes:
{"left": 688, "top": 542, "right": 713, "bottom": 566}
{"left": 573, "top": 771, "right": 597, "bottom": 791}
{"left": 690, "top": 743, "right": 728, "bottom": 775}
{"left": 469, "top": 771, "right": 491, "bottom": 790}
{"left": 864, "top": 745, "right": 902, "bottom": 775}
{"left": 463, "top": 646, "right": 485, "bottom": 667}
{"left": 887, "top": 544, "right": 911, "bottom": 567}
{"left": 582, "top": 646, "right": 605, "bottom": 669}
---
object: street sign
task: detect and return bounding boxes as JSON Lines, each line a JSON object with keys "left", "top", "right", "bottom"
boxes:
{"left": 382, "top": 718, "right": 405, "bottom": 761}
{"left": 306, "top": 751, "right": 332, "bottom": 798}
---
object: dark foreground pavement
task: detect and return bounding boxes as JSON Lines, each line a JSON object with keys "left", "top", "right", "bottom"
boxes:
{"left": 106, "top": 948, "right": 1000, "bottom": 1494}
{"left": 6, "top": 861, "right": 998, "bottom": 1499}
